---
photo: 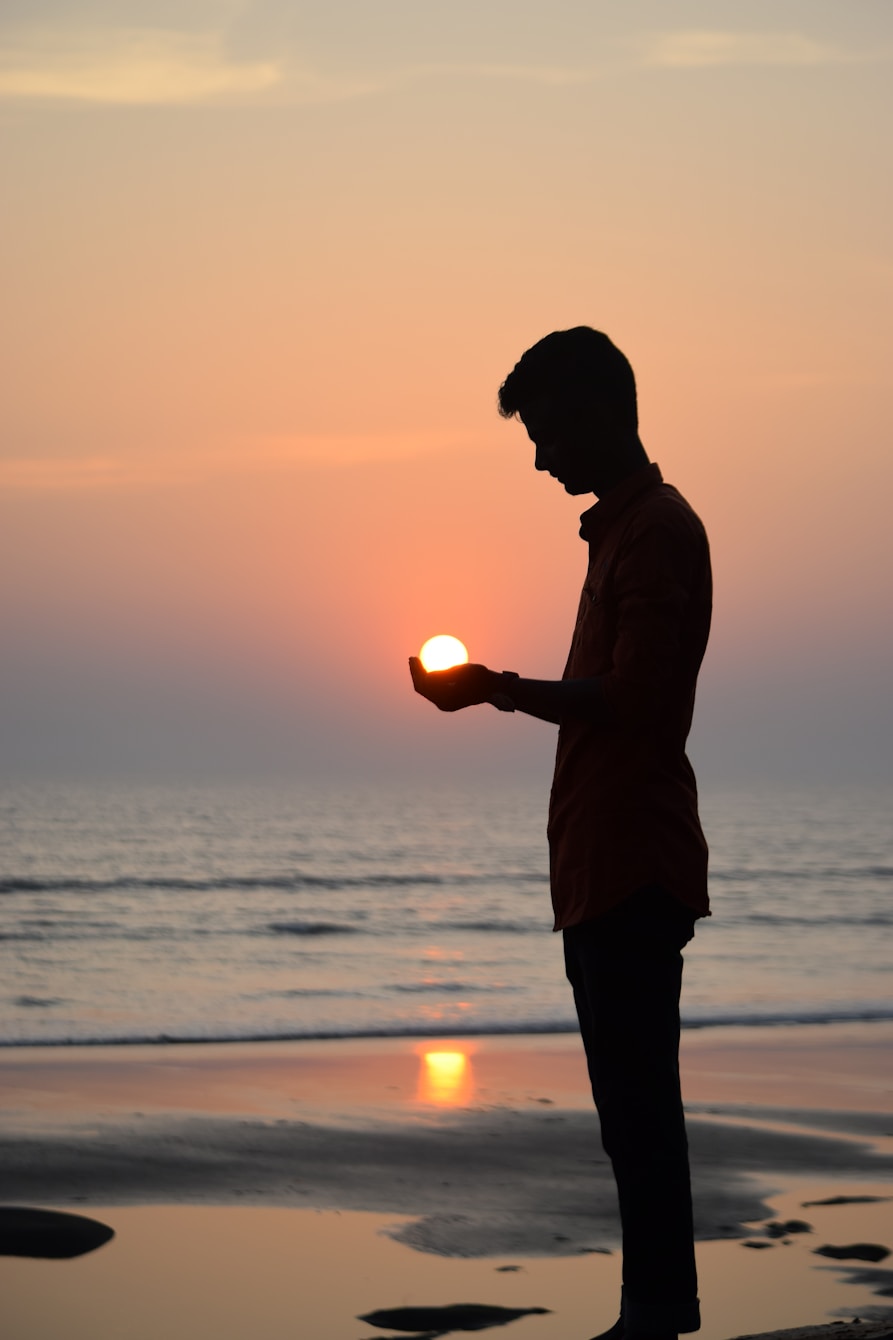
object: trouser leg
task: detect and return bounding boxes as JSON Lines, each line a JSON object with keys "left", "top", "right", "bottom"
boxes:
{"left": 564, "top": 887, "right": 700, "bottom": 1336}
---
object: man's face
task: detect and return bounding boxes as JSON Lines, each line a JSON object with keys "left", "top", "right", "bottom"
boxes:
{"left": 519, "top": 399, "right": 597, "bottom": 497}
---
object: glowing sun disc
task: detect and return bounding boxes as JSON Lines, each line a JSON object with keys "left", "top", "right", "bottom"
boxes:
{"left": 419, "top": 635, "right": 469, "bottom": 672}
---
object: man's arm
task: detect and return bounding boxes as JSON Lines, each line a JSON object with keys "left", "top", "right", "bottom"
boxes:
{"left": 409, "top": 657, "right": 608, "bottom": 726}
{"left": 492, "top": 672, "right": 608, "bottom": 724}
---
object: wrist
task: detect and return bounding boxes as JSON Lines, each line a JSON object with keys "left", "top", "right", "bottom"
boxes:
{"left": 489, "top": 670, "right": 520, "bottom": 713}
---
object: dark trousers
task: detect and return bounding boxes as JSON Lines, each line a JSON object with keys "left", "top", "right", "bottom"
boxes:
{"left": 563, "top": 887, "right": 700, "bottom": 1336}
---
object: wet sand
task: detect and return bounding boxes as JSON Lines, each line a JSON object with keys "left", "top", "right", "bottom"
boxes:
{"left": 1, "top": 1024, "right": 891, "bottom": 1340}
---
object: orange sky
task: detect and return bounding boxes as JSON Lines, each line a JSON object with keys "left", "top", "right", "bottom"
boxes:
{"left": 2, "top": 2, "right": 891, "bottom": 781}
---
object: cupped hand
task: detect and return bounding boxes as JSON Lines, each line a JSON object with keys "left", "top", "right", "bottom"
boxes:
{"left": 408, "top": 656, "right": 495, "bottom": 712}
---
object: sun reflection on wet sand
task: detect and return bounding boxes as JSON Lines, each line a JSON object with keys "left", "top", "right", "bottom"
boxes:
{"left": 416, "top": 1048, "right": 475, "bottom": 1106}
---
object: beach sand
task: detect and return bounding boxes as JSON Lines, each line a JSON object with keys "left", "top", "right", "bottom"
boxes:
{"left": 1, "top": 1024, "right": 891, "bottom": 1340}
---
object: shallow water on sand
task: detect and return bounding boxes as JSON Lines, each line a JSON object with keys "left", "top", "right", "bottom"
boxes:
{"left": 2, "top": 1192, "right": 892, "bottom": 1340}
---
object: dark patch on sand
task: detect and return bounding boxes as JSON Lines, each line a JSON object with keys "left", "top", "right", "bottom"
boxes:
{"left": 0, "top": 1206, "right": 114, "bottom": 1258}
{"left": 359, "top": 1303, "right": 550, "bottom": 1336}
{"left": 732, "top": 1322, "right": 893, "bottom": 1340}
{"left": 0, "top": 1106, "right": 890, "bottom": 1259}
{"left": 815, "top": 1245, "right": 891, "bottom": 1264}
{"left": 832, "top": 1266, "right": 893, "bottom": 1300}
{"left": 766, "top": 1220, "right": 814, "bottom": 1238}
{"left": 805, "top": 1197, "right": 892, "bottom": 1209}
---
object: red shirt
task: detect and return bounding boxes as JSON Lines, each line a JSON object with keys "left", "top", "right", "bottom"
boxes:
{"left": 548, "top": 462, "right": 712, "bottom": 928}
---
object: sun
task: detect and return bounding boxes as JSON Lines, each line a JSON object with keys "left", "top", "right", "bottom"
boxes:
{"left": 419, "top": 635, "right": 469, "bottom": 672}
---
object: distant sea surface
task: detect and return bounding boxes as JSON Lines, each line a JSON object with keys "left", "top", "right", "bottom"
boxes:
{"left": 1, "top": 779, "right": 890, "bottom": 1047}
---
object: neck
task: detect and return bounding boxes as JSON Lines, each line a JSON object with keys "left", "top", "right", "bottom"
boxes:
{"left": 593, "top": 436, "right": 649, "bottom": 496}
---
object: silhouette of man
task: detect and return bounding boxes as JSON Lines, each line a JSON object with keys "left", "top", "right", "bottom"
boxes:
{"left": 409, "top": 328, "right": 711, "bottom": 1340}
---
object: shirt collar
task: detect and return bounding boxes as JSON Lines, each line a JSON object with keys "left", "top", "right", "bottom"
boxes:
{"left": 579, "top": 461, "right": 664, "bottom": 543}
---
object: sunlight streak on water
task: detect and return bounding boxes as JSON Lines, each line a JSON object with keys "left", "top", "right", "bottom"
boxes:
{"left": 416, "top": 1049, "right": 475, "bottom": 1106}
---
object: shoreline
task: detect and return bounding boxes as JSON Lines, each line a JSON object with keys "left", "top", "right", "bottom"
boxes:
{"left": 2, "top": 1019, "right": 891, "bottom": 1121}
{"left": 2, "top": 1023, "right": 891, "bottom": 1339}
{"left": 3, "top": 1012, "right": 892, "bottom": 1053}
{"left": 1, "top": 1023, "right": 891, "bottom": 1248}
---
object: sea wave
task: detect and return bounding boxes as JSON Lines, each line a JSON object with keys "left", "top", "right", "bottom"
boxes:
{"left": 712, "top": 866, "right": 893, "bottom": 882}
{"left": 3, "top": 865, "right": 888, "bottom": 897}
{"left": 391, "top": 980, "right": 517, "bottom": 994}
{"left": 0, "top": 871, "right": 549, "bottom": 895}
{"left": 442, "top": 919, "right": 543, "bottom": 934}
{"left": 0, "top": 917, "right": 550, "bottom": 943}
{"left": 724, "top": 912, "right": 893, "bottom": 928}
{"left": 267, "top": 921, "right": 361, "bottom": 936}
{"left": 2, "top": 1004, "right": 892, "bottom": 1049}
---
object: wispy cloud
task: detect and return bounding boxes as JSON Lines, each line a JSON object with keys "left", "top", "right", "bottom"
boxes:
{"left": 342, "top": 32, "right": 888, "bottom": 96}
{"left": 0, "top": 455, "right": 172, "bottom": 491}
{"left": 0, "top": 27, "right": 280, "bottom": 104}
{"left": 638, "top": 30, "right": 879, "bottom": 69}
{"left": 0, "top": 431, "right": 477, "bottom": 492}
{"left": 346, "top": 30, "right": 888, "bottom": 92}
{"left": 2, "top": 20, "right": 887, "bottom": 108}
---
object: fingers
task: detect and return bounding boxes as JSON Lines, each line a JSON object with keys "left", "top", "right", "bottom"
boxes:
{"left": 409, "top": 656, "right": 460, "bottom": 710}
{"left": 408, "top": 656, "right": 427, "bottom": 692}
{"left": 409, "top": 656, "right": 447, "bottom": 705}
{"left": 408, "top": 659, "right": 496, "bottom": 713}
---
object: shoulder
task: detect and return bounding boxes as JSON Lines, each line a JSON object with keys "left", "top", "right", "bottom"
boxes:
{"left": 612, "top": 484, "right": 711, "bottom": 588}
{"left": 630, "top": 483, "right": 708, "bottom": 545}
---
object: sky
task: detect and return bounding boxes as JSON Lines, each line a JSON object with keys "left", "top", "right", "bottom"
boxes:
{"left": 2, "top": 0, "right": 892, "bottom": 786}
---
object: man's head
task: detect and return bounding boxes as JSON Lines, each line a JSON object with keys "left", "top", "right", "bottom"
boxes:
{"left": 498, "top": 327, "right": 644, "bottom": 497}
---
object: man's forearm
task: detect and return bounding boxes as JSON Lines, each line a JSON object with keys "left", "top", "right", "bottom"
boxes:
{"left": 488, "top": 673, "right": 608, "bottom": 725}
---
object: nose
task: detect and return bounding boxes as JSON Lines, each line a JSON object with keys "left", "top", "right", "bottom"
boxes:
{"left": 535, "top": 441, "right": 554, "bottom": 472}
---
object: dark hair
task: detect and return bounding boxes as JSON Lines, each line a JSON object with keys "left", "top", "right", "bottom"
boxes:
{"left": 498, "top": 327, "right": 638, "bottom": 433}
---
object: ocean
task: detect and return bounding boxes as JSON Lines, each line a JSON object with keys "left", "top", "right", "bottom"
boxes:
{"left": 1, "top": 779, "right": 890, "bottom": 1048}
